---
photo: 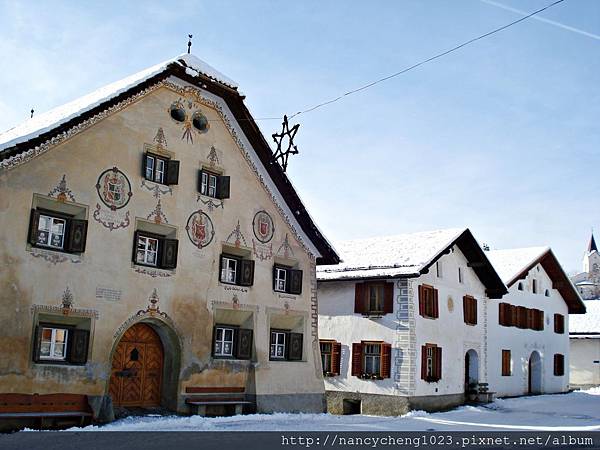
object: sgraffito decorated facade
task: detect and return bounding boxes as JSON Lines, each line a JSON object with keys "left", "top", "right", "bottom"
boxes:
{"left": 0, "top": 54, "right": 338, "bottom": 423}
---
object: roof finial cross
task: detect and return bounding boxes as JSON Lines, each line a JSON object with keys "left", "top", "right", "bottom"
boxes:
{"left": 187, "top": 34, "right": 193, "bottom": 54}
{"left": 30, "top": 108, "right": 34, "bottom": 118}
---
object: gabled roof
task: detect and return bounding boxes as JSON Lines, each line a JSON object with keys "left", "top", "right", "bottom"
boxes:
{"left": 486, "top": 247, "right": 586, "bottom": 314}
{"left": 0, "top": 54, "right": 339, "bottom": 265}
{"left": 317, "top": 228, "right": 507, "bottom": 299}
{"left": 570, "top": 300, "right": 600, "bottom": 334}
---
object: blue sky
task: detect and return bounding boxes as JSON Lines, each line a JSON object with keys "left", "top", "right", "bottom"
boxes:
{"left": 1, "top": 0, "right": 598, "bottom": 273}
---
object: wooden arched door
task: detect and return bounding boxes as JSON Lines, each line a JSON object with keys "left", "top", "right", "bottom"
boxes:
{"left": 109, "top": 323, "right": 163, "bottom": 407}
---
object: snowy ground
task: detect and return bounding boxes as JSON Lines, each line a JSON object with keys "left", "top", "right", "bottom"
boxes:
{"left": 72, "top": 388, "right": 600, "bottom": 432}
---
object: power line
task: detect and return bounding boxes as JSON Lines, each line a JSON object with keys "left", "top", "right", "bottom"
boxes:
{"left": 287, "top": 0, "right": 567, "bottom": 120}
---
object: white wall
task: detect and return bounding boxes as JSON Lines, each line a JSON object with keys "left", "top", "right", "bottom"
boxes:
{"left": 487, "top": 263, "right": 570, "bottom": 397}
{"left": 413, "top": 246, "right": 488, "bottom": 397}
{"left": 570, "top": 338, "right": 600, "bottom": 387}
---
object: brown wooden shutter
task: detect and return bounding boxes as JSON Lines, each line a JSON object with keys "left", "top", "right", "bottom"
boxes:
{"left": 165, "top": 160, "right": 180, "bottom": 185}
{"left": 510, "top": 305, "right": 517, "bottom": 327}
{"left": 28, "top": 209, "right": 41, "bottom": 245}
{"left": 351, "top": 343, "right": 363, "bottom": 376}
{"left": 383, "top": 283, "right": 394, "bottom": 314}
{"left": 554, "top": 354, "right": 564, "bottom": 376}
{"left": 68, "top": 329, "right": 90, "bottom": 364}
{"left": 239, "top": 259, "right": 255, "bottom": 287}
{"left": 235, "top": 328, "right": 253, "bottom": 360}
{"left": 421, "top": 345, "right": 427, "bottom": 380}
{"left": 434, "top": 346, "right": 442, "bottom": 381}
{"left": 555, "top": 314, "right": 564, "bottom": 334}
{"left": 32, "top": 325, "right": 42, "bottom": 363}
{"left": 66, "top": 219, "right": 88, "bottom": 253}
{"left": 472, "top": 298, "right": 478, "bottom": 325}
{"left": 418, "top": 285, "right": 425, "bottom": 316}
{"left": 288, "top": 269, "right": 303, "bottom": 295}
{"left": 132, "top": 230, "right": 140, "bottom": 263}
{"left": 502, "top": 350, "right": 511, "bottom": 376}
{"left": 433, "top": 288, "right": 439, "bottom": 318}
{"left": 381, "top": 343, "right": 392, "bottom": 378}
{"left": 354, "top": 283, "right": 366, "bottom": 314}
{"left": 518, "top": 306, "right": 527, "bottom": 329}
{"left": 287, "top": 333, "right": 303, "bottom": 361}
{"left": 197, "top": 169, "right": 204, "bottom": 193}
{"left": 332, "top": 342, "right": 342, "bottom": 375}
{"left": 499, "top": 303, "right": 505, "bottom": 326}
{"left": 217, "top": 176, "right": 231, "bottom": 199}
{"left": 160, "top": 238, "right": 179, "bottom": 269}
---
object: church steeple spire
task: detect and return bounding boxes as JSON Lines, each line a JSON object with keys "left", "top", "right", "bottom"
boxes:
{"left": 589, "top": 232, "right": 598, "bottom": 253}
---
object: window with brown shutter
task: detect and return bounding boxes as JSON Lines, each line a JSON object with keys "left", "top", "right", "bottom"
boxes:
{"left": 221, "top": 254, "right": 255, "bottom": 286}
{"left": 273, "top": 265, "right": 302, "bottom": 294}
{"left": 269, "top": 329, "right": 302, "bottom": 361}
{"left": 320, "top": 340, "right": 341, "bottom": 376}
{"left": 419, "top": 285, "right": 438, "bottom": 319}
{"left": 354, "top": 282, "right": 393, "bottom": 315}
{"left": 198, "top": 169, "right": 230, "bottom": 199}
{"left": 33, "top": 323, "right": 90, "bottom": 366}
{"left": 517, "top": 306, "right": 528, "bottom": 329}
{"left": 28, "top": 209, "right": 88, "bottom": 254}
{"left": 554, "top": 354, "right": 564, "bottom": 376}
{"left": 421, "top": 343, "right": 442, "bottom": 382}
{"left": 501, "top": 350, "right": 511, "bottom": 376}
{"left": 351, "top": 342, "right": 363, "bottom": 376}
{"left": 463, "top": 295, "right": 477, "bottom": 325}
{"left": 554, "top": 314, "right": 565, "bottom": 334}
{"left": 350, "top": 341, "right": 391, "bottom": 379}
{"left": 133, "top": 230, "right": 179, "bottom": 270}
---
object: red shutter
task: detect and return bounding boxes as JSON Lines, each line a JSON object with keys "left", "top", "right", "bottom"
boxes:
{"left": 472, "top": 298, "right": 478, "bottom": 325}
{"left": 421, "top": 345, "right": 427, "bottom": 380}
{"left": 435, "top": 346, "right": 442, "bottom": 381}
{"left": 381, "top": 343, "right": 392, "bottom": 378}
{"left": 355, "top": 284, "right": 366, "bottom": 314}
{"left": 332, "top": 342, "right": 342, "bottom": 375}
{"left": 383, "top": 283, "right": 394, "bottom": 314}
{"left": 351, "top": 343, "right": 363, "bottom": 376}
{"left": 418, "top": 285, "right": 425, "bottom": 316}
{"left": 433, "top": 288, "right": 439, "bottom": 318}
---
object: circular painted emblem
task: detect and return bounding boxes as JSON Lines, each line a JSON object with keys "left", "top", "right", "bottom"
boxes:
{"left": 95, "top": 167, "right": 132, "bottom": 211}
{"left": 186, "top": 210, "right": 215, "bottom": 249}
{"left": 253, "top": 210, "right": 274, "bottom": 243}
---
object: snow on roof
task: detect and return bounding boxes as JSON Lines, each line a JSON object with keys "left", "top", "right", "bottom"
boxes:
{"left": 570, "top": 300, "right": 600, "bottom": 334}
{"left": 317, "top": 228, "right": 465, "bottom": 281}
{"left": 485, "top": 247, "right": 549, "bottom": 284}
{"left": 0, "top": 54, "right": 237, "bottom": 153}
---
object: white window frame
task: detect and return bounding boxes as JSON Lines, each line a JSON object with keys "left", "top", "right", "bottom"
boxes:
{"left": 201, "top": 171, "right": 218, "bottom": 198}
{"left": 270, "top": 331, "right": 286, "bottom": 359}
{"left": 275, "top": 267, "right": 287, "bottom": 292}
{"left": 320, "top": 342, "right": 333, "bottom": 373}
{"left": 39, "top": 327, "right": 69, "bottom": 361}
{"left": 214, "top": 326, "right": 235, "bottom": 357}
{"left": 155, "top": 158, "right": 165, "bottom": 183}
{"left": 220, "top": 257, "right": 238, "bottom": 284}
{"left": 136, "top": 235, "right": 159, "bottom": 266}
{"left": 363, "top": 343, "right": 381, "bottom": 376}
{"left": 145, "top": 155, "right": 155, "bottom": 180}
{"left": 37, "top": 214, "right": 66, "bottom": 250}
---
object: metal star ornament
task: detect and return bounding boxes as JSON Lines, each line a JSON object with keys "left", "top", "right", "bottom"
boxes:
{"left": 271, "top": 115, "right": 300, "bottom": 172}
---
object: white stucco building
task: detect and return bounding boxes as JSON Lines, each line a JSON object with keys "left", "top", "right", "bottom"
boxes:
{"left": 316, "top": 228, "right": 507, "bottom": 415}
{"left": 569, "top": 300, "right": 600, "bottom": 388}
{"left": 486, "top": 248, "right": 585, "bottom": 397}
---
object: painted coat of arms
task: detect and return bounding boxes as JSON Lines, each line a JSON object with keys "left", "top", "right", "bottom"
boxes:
{"left": 252, "top": 210, "right": 274, "bottom": 260}
{"left": 93, "top": 167, "right": 132, "bottom": 231}
{"left": 186, "top": 210, "right": 215, "bottom": 249}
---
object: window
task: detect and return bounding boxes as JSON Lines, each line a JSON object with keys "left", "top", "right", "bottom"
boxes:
{"left": 320, "top": 340, "right": 342, "bottom": 376}
{"left": 554, "top": 354, "right": 565, "bottom": 376}
{"left": 273, "top": 265, "right": 303, "bottom": 295}
{"left": 458, "top": 267, "right": 464, "bottom": 284}
{"left": 363, "top": 343, "right": 381, "bottom": 376}
{"left": 192, "top": 111, "right": 209, "bottom": 132}
{"left": 499, "top": 303, "right": 543, "bottom": 331}
{"left": 39, "top": 327, "right": 68, "bottom": 361}
{"left": 436, "top": 261, "right": 443, "bottom": 278}
{"left": 269, "top": 330, "right": 303, "bottom": 361}
{"left": 170, "top": 103, "right": 186, "bottom": 122}
{"left": 28, "top": 209, "right": 88, "bottom": 254}
{"left": 220, "top": 254, "right": 255, "bottom": 286}
{"left": 354, "top": 282, "right": 393, "bottom": 315}
{"left": 502, "top": 350, "right": 512, "bottom": 376}
{"left": 133, "top": 230, "right": 178, "bottom": 270}
{"left": 421, "top": 343, "right": 442, "bottom": 382}
{"left": 518, "top": 282, "right": 524, "bottom": 291}
{"left": 214, "top": 327, "right": 234, "bottom": 357}
{"left": 143, "top": 152, "right": 179, "bottom": 185}
{"left": 33, "top": 323, "right": 89, "bottom": 365}
{"left": 351, "top": 341, "right": 392, "bottom": 379}
{"left": 198, "top": 169, "right": 230, "bottom": 199}
{"left": 554, "top": 314, "right": 565, "bottom": 334}
{"left": 532, "top": 279, "right": 538, "bottom": 294}
{"left": 545, "top": 289, "right": 550, "bottom": 297}
{"left": 418, "top": 284, "right": 439, "bottom": 319}
{"left": 463, "top": 295, "right": 477, "bottom": 325}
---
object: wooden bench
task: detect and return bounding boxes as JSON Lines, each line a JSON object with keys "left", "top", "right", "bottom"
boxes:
{"left": 0, "top": 393, "right": 93, "bottom": 429}
{"left": 184, "top": 387, "right": 252, "bottom": 416}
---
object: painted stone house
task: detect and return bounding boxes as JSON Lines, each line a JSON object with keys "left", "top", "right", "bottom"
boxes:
{"left": 316, "top": 228, "right": 506, "bottom": 415}
{"left": 0, "top": 54, "right": 339, "bottom": 424}
{"left": 486, "top": 247, "right": 585, "bottom": 397}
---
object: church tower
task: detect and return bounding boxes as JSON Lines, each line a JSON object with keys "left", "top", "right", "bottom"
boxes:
{"left": 583, "top": 232, "right": 600, "bottom": 275}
